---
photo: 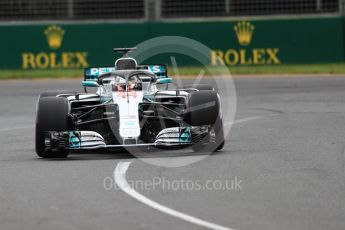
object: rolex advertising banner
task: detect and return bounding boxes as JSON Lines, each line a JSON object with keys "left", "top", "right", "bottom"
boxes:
{"left": 0, "top": 16, "right": 343, "bottom": 69}
{"left": 147, "top": 17, "right": 343, "bottom": 66}
{"left": 2, "top": 23, "right": 149, "bottom": 69}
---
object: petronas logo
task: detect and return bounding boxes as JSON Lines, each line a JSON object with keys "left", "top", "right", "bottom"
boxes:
{"left": 234, "top": 21, "right": 254, "bottom": 46}
{"left": 44, "top": 25, "right": 65, "bottom": 50}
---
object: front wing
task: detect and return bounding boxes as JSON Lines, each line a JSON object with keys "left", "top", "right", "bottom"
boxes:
{"left": 44, "top": 127, "right": 194, "bottom": 152}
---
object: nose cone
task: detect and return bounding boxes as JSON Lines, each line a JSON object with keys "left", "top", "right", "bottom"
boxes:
{"left": 112, "top": 91, "right": 144, "bottom": 141}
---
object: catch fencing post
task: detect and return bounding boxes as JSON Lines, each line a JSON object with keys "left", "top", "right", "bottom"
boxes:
{"left": 67, "top": 0, "right": 74, "bottom": 19}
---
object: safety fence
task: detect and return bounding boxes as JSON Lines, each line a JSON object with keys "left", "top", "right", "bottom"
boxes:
{"left": 0, "top": 0, "right": 341, "bottom": 21}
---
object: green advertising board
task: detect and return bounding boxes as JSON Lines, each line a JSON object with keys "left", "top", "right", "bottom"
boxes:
{"left": 149, "top": 17, "right": 344, "bottom": 66}
{"left": 1, "top": 23, "right": 149, "bottom": 69}
{"left": 0, "top": 16, "right": 343, "bottom": 69}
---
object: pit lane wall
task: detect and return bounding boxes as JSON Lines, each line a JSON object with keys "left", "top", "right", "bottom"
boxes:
{"left": 0, "top": 16, "right": 343, "bottom": 69}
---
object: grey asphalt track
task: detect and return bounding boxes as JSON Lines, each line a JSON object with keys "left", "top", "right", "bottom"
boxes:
{"left": 0, "top": 76, "right": 344, "bottom": 230}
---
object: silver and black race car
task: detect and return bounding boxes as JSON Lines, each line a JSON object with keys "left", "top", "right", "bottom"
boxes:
{"left": 35, "top": 48, "right": 224, "bottom": 158}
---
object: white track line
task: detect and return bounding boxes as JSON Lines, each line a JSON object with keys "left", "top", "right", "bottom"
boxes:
{"left": 224, "top": 113, "right": 279, "bottom": 127}
{"left": 224, "top": 115, "right": 265, "bottom": 127}
{"left": 114, "top": 162, "right": 235, "bottom": 230}
{"left": 114, "top": 115, "right": 273, "bottom": 230}
{"left": 0, "top": 125, "right": 34, "bottom": 132}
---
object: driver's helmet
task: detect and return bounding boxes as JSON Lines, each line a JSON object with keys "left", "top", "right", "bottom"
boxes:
{"left": 112, "top": 75, "right": 142, "bottom": 92}
{"left": 128, "top": 75, "right": 142, "bottom": 91}
{"left": 113, "top": 76, "right": 126, "bottom": 92}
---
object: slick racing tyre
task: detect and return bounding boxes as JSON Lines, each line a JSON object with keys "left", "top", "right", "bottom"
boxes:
{"left": 39, "top": 90, "right": 76, "bottom": 98}
{"left": 184, "top": 90, "right": 225, "bottom": 152}
{"left": 185, "top": 90, "right": 220, "bottom": 126}
{"left": 191, "top": 118, "right": 225, "bottom": 153}
{"left": 35, "top": 97, "right": 70, "bottom": 158}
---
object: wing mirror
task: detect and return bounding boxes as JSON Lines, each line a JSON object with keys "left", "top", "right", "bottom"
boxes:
{"left": 82, "top": 81, "right": 99, "bottom": 87}
{"left": 156, "top": 78, "right": 172, "bottom": 84}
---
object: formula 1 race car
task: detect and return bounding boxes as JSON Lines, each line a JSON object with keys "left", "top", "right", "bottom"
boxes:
{"left": 35, "top": 48, "right": 224, "bottom": 158}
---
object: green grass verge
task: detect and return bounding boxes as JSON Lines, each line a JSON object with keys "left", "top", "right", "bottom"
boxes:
{"left": 0, "top": 69, "right": 83, "bottom": 79}
{"left": 0, "top": 63, "right": 345, "bottom": 79}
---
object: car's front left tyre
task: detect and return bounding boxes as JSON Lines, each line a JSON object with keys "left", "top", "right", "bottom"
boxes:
{"left": 35, "top": 97, "right": 70, "bottom": 158}
{"left": 184, "top": 90, "right": 225, "bottom": 153}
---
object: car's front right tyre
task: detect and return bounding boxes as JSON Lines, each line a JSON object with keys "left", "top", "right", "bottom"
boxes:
{"left": 35, "top": 97, "right": 70, "bottom": 158}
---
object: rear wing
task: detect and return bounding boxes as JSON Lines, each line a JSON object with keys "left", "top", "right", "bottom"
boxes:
{"left": 84, "top": 67, "right": 115, "bottom": 81}
{"left": 84, "top": 64, "right": 168, "bottom": 81}
{"left": 137, "top": 64, "right": 168, "bottom": 79}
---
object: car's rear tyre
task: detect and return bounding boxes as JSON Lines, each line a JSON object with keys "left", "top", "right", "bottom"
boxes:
{"left": 184, "top": 90, "right": 225, "bottom": 152}
{"left": 39, "top": 90, "right": 76, "bottom": 98}
{"left": 35, "top": 97, "right": 70, "bottom": 158}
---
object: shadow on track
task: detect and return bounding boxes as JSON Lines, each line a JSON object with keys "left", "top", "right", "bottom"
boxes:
{"left": 35, "top": 148, "right": 219, "bottom": 161}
